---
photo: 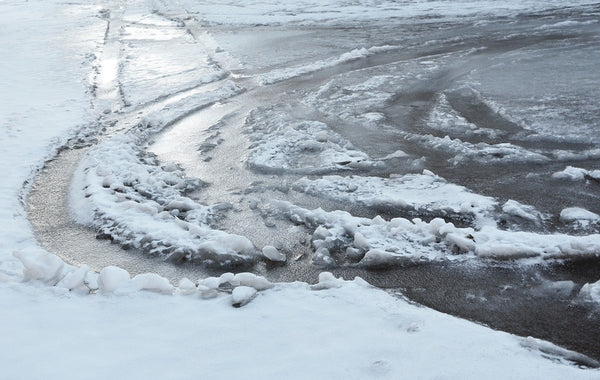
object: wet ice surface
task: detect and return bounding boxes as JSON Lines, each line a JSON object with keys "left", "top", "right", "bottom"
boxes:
{"left": 29, "top": 0, "right": 600, "bottom": 361}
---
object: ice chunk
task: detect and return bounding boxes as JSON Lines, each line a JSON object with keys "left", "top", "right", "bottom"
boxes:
{"left": 231, "top": 273, "right": 274, "bottom": 291}
{"left": 311, "top": 272, "right": 345, "bottom": 290}
{"left": 262, "top": 245, "right": 286, "bottom": 262}
{"left": 552, "top": 166, "right": 589, "bottom": 181}
{"left": 178, "top": 278, "right": 197, "bottom": 295}
{"left": 579, "top": 280, "right": 600, "bottom": 303}
{"left": 13, "top": 247, "right": 66, "bottom": 285}
{"left": 56, "top": 265, "right": 90, "bottom": 291}
{"left": 502, "top": 200, "right": 543, "bottom": 222}
{"left": 559, "top": 207, "right": 600, "bottom": 222}
{"left": 520, "top": 336, "right": 600, "bottom": 368}
{"left": 131, "top": 273, "right": 174, "bottom": 294}
{"left": 98, "top": 266, "right": 131, "bottom": 293}
{"left": 231, "top": 286, "right": 257, "bottom": 307}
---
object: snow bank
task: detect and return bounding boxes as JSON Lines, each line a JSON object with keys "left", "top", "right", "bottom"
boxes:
{"left": 244, "top": 107, "right": 379, "bottom": 174}
{"left": 294, "top": 171, "right": 497, "bottom": 223}
{"left": 3, "top": 263, "right": 599, "bottom": 379}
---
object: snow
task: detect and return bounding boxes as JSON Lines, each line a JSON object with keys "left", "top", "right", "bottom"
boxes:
{"left": 244, "top": 107, "right": 379, "bottom": 174}
{"left": 580, "top": 280, "right": 600, "bottom": 303}
{"left": 502, "top": 200, "right": 544, "bottom": 223}
{"left": 231, "top": 285, "right": 258, "bottom": 306}
{"left": 278, "top": 202, "right": 600, "bottom": 264}
{"left": 1, "top": 0, "right": 600, "bottom": 378}
{"left": 560, "top": 207, "right": 600, "bottom": 223}
{"left": 294, "top": 171, "right": 497, "bottom": 223}
{"left": 262, "top": 245, "right": 287, "bottom": 262}
{"left": 553, "top": 166, "right": 600, "bottom": 181}
{"left": 1, "top": 271, "right": 599, "bottom": 379}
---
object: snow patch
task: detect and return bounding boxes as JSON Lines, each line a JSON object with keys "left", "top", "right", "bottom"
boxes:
{"left": 294, "top": 172, "right": 497, "bottom": 223}
{"left": 244, "top": 107, "right": 379, "bottom": 174}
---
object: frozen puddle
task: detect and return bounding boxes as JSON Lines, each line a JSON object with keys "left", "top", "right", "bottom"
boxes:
{"left": 27, "top": 0, "right": 600, "bottom": 363}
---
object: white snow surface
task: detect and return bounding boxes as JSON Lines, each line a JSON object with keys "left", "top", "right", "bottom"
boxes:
{"left": 294, "top": 171, "right": 497, "bottom": 222}
{"left": 1, "top": 0, "right": 600, "bottom": 378}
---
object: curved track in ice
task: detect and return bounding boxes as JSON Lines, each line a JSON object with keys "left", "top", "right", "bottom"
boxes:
{"left": 28, "top": 1, "right": 600, "bottom": 360}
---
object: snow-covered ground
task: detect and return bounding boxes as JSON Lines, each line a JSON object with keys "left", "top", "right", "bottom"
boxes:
{"left": 2, "top": 0, "right": 600, "bottom": 378}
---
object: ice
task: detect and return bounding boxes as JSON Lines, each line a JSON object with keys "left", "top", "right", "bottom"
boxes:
{"left": 231, "top": 286, "right": 258, "bottom": 307}
{"left": 580, "top": 280, "right": 600, "bottom": 303}
{"left": 406, "top": 134, "right": 550, "bottom": 165}
{"left": 553, "top": 166, "right": 600, "bottom": 181}
{"left": 310, "top": 272, "right": 345, "bottom": 290}
{"left": 177, "top": 277, "right": 198, "bottom": 295}
{"left": 502, "top": 200, "right": 544, "bottom": 223}
{"left": 70, "top": 130, "right": 257, "bottom": 266}
{"left": 98, "top": 266, "right": 131, "bottom": 293}
{"left": 3, "top": 0, "right": 600, "bottom": 377}
{"left": 294, "top": 171, "right": 497, "bottom": 222}
{"left": 131, "top": 273, "right": 174, "bottom": 294}
{"left": 56, "top": 265, "right": 90, "bottom": 292}
{"left": 13, "top": 248, "right": 67, "bottom": 285}
{"left": 230, "top": 272, "right": 274, "bottom": 291}
{"left": 521, "top": 336, "right": 600, "bottom": 369}
{"left": 560, "top": 208, "right": 600, "bottom": 223}
{"left": 262, "top": 246, "right": 287, "bottom": 262}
